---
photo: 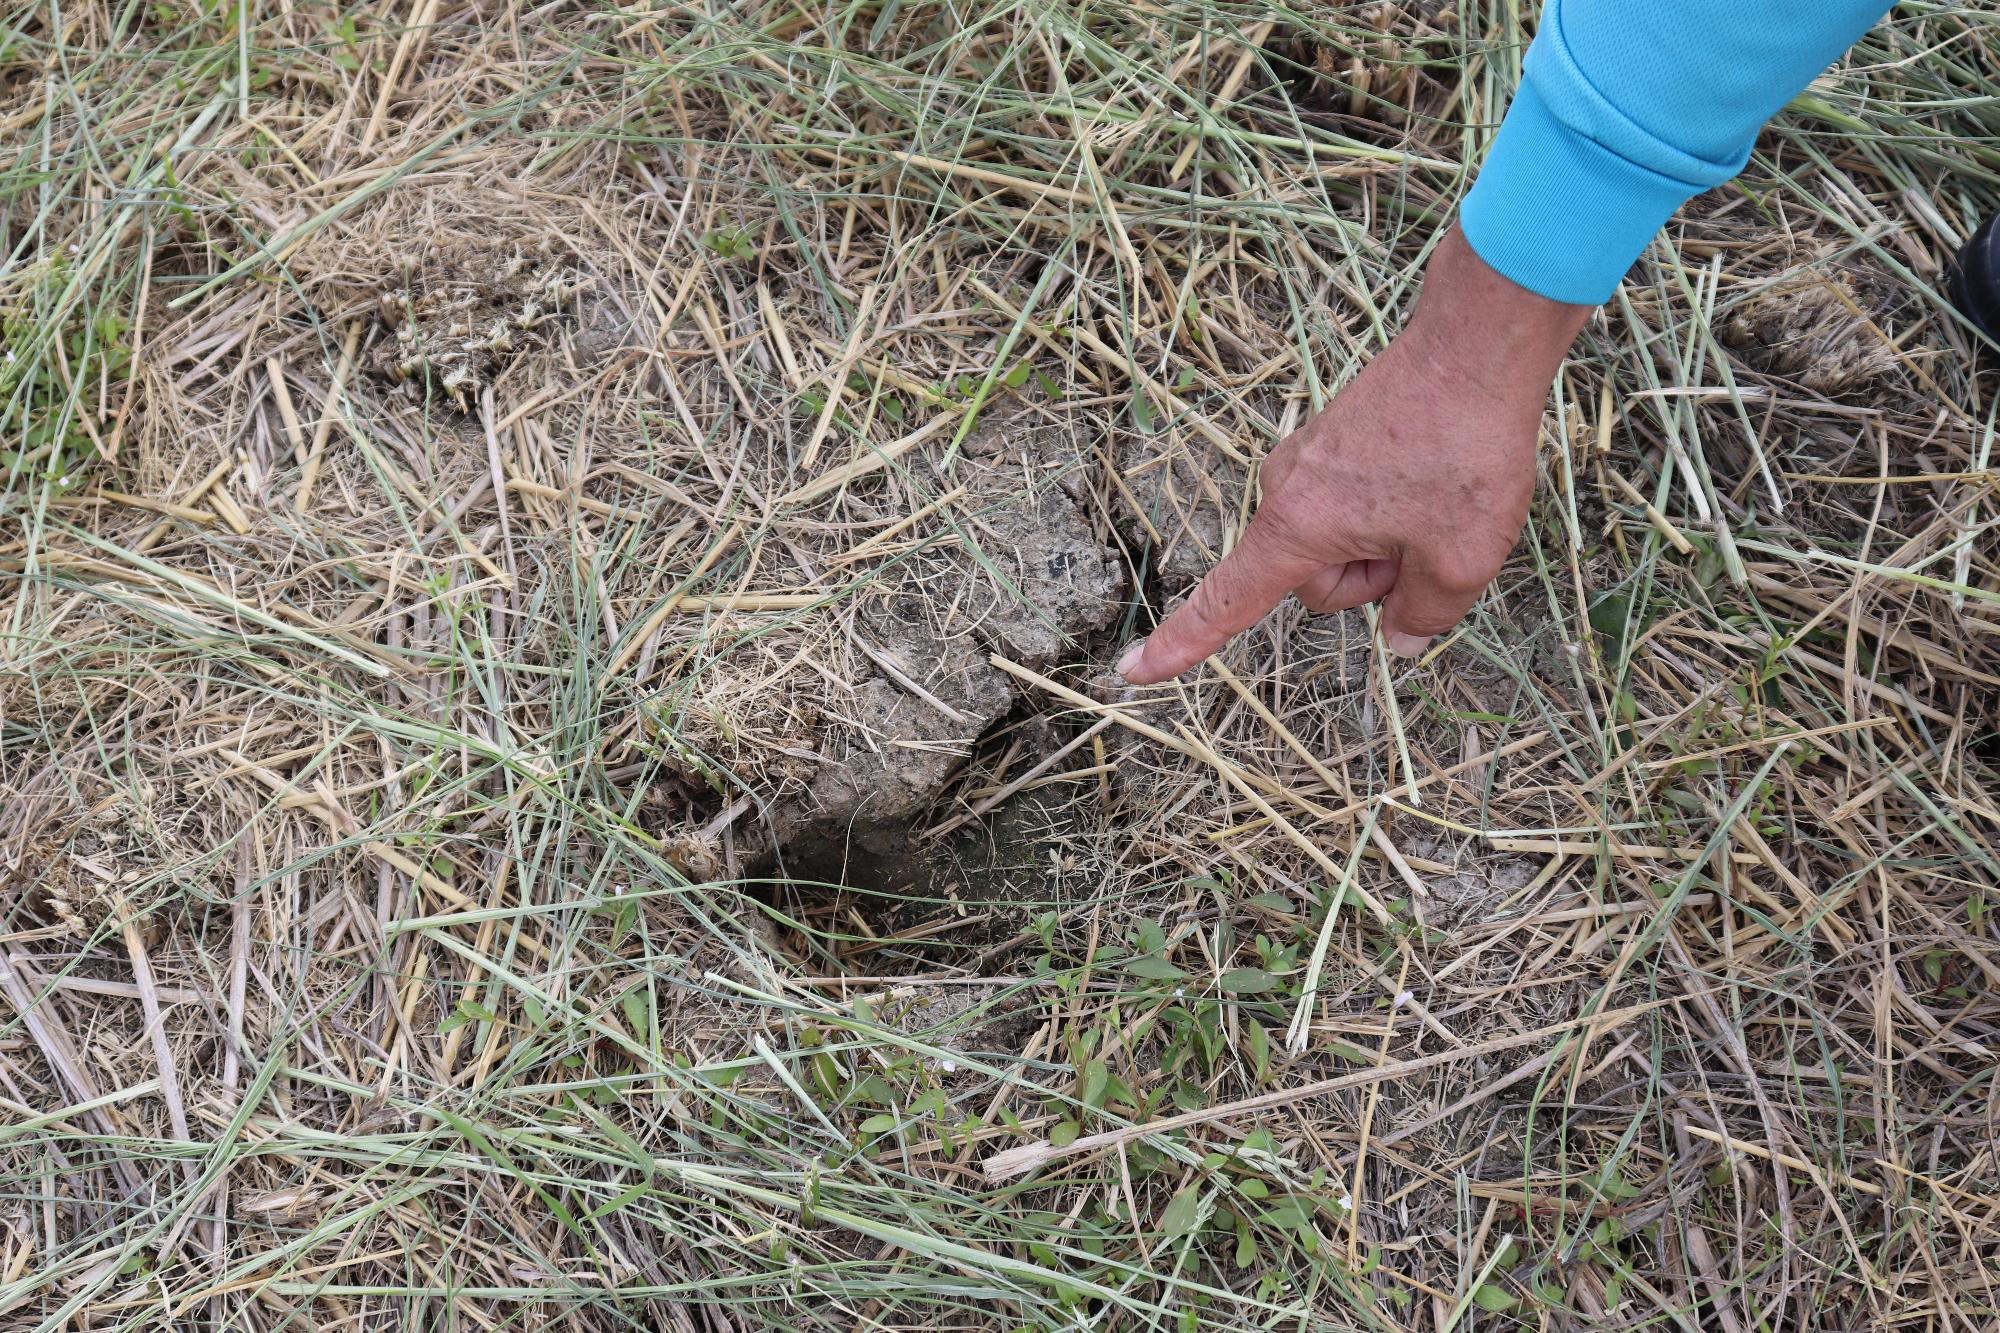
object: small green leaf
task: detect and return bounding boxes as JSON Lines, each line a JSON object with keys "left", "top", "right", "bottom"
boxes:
{"left": 1246, "top": 1020, "right": 1270, "bottom": 1084}
{"left": 1159, "top": 1186, "right": 1202, "bottom": 1238}
{"left": 1218, "top": 967, "right": 1277, "bottom": 994}
{"left": 1472, "top": 1283, "right": 1519, "bottom": 1313}
{"left": 1123, "top": 954, "right": 1188, "bottom": 981}
{"left": 1258, "top": 1196, "right": 1316, "bottom": 1231}
{"left": 701, "top": 227, "right": 758, "bottom": 261}
{"left": 1598, "top": 1168, "right": 1642, "bottom": 1201}
{"left": 438, "top": 996, "right": 494, "bottom": 1036}
{"left": 1081, "top": 1060, "right": 1109, "bottom": 1109}
{"left": 857, "top": 1113, "right": 899, "bottom": 1134}
{"left": 620, "top": 990, "right": 649, "bottom": 1040}
{"left": 1588, "top": 592, "right": 1633, "bottom": 641}
{"left": 1232, "top": 1211, "right": 1257, "bottom": 1267}
{"left": 811, "top": 1052, "right": 842, "bottom": 1100}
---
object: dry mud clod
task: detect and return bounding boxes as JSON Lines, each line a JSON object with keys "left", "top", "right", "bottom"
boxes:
{"left": 641, "top": 411, "right": 1130, "bottom": 905}
{"left": 1720, "top": 261, "right": 1903, "bottom": 395}
{"left": 366, "top": 234, "right": 593, "bottom": 407}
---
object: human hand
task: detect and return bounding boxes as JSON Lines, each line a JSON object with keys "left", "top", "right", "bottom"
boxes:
{"left": 1117, "top": 225, "right": 1592, "bottom": 684}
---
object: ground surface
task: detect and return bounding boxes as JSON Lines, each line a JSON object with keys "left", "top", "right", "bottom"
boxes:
{"left": 2, "top": 3, "right": 1998, "bottom": 1330}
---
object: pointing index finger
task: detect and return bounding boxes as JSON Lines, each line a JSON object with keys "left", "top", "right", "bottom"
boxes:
{"left": 1118, "top": 518, "right": 1325, "bottom": 683}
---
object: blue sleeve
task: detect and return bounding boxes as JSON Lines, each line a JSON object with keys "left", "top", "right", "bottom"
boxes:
{"left": 1459, "top": 0, "right": 1895, "bottom": 305}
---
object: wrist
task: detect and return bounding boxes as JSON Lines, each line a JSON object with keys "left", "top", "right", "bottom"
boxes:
{"left": 1400, "top": 224, "right": 1592, "bottom": 398}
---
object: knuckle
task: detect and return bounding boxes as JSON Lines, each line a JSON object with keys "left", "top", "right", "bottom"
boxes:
{"left": 1165, "top": 577, "right": 1231, "bottom": 641}
{"left": 1436, "top": 570, "right": 1489, "bottom": 602}
{"left": 1177, "top": 591, "right": 1228, "bottom": 638}
{"left": 1431, "top": 550, "right": 1499, "bottom": 599}
{"left": 1270, "top": 433, "right": 1311, "bottom": 473}
{"left": 1251, "top": 501, "right": 1320, "bottom": 559}
{"left": 1191, "top": 568, "right": 1259, "bottom": 628}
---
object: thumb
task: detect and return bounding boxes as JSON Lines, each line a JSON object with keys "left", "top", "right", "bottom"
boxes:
{"left": 1120, "top": 516, "right": 1324, "bottom": 683}
{"left": 1377, "top": 554, "right": 1485, "bottom": 658}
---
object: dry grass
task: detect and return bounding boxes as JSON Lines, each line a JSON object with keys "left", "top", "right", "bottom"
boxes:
{"left": 2, "top": 1, "right": 1997, "bottom": 1328}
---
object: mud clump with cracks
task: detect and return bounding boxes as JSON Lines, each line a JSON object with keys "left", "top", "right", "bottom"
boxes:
{"left": 640, "top": 413, "right": 1129, "bottom": 905}
{"left": 367, "top": 235, "right": 594, "bottom": 409}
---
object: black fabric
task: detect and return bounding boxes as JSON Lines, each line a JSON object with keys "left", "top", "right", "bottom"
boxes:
{"left": 1947, "top": 213, "right": 2000, "bottom": 344}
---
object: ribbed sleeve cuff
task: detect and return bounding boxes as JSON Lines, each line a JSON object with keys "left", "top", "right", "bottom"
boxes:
{"left": 1459, "top": 78, "right": 1704, "bottom": 306}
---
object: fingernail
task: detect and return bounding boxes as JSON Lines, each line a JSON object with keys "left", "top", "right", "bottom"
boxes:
{"left": 1386, "top": 632, "right": 1432, "bottom": 659}
{"left": 1115, "top": 639, "right": 1147, "bottom": 679}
